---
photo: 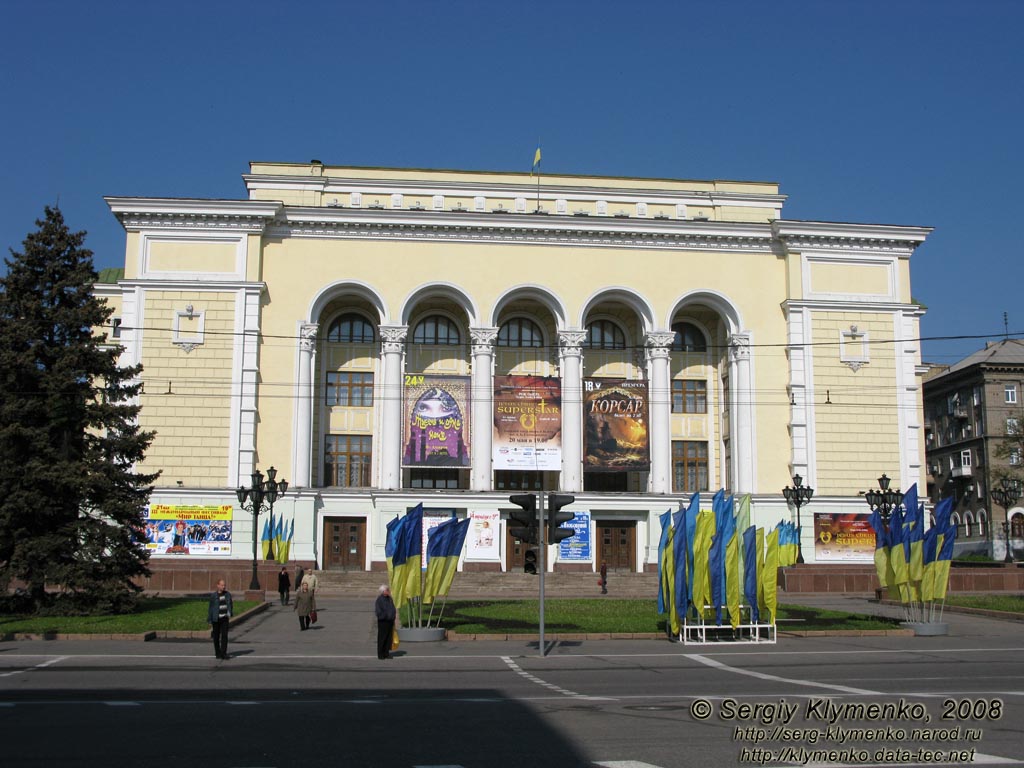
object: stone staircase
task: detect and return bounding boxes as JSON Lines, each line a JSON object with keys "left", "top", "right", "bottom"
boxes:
{"left": 313, "top": 570, "right": 657, "bottom": 599}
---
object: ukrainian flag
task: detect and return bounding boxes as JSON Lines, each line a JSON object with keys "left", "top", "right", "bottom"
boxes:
{"left": 673, "top": 494, "right": 698, "bottom": 623}
{"left": 656, "top": 509, "right": 672, "bottom": 614}
{"left": 391, "top": 504, "right": 423, "bottom": 607}
{"left": 277, "top": 518, "right": 294, "bottom": 564}
{"left": 437, "top": 518, "right": 471, "bottom": 598}
{"left": 868, "top": 508, "right": 890, "bottom": 595}
{"left": 422, "top": 518, "right": 456, "bottom": 604}
{"left": 933, "top": 520, "right": 957, "bottom": 601}
{"left": 260, "top": 517, "right": 272, "bottom": 560}
{"left": 742, "top": 526, "right": 758, "bottom": 624}
{"left": 762, "top": 527, "right": 779, "bottom": 623}
{"left": 531, "top": 145, "right": 542, "bottom": 175}
{"left": 663, "top": 521, "right": 679, "bottom": 635}
{"left": 691, "top": 508, "right": 715, "bottom": 620}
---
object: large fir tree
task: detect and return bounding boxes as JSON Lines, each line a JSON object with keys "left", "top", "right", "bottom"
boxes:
{"left": 0, "top": 207, "right": 158, "bottom": 612}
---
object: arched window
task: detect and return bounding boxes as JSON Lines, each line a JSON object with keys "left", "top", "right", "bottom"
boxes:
{"left": 672, "top": 321, "right": 707, "bottom": 352}
{"left": 964, "top": 511, "right": 974, "bottom": 538}
{"left": 413, "top": 315, "right": 461, "bottom": 345}
{"left": 326, "top": 313, "right": 375, "bottom": 343}
{"left": 497, "top": 317, "right": 544, "bottom": 347}
{"left": 977, "top": 510, "right": 987, "bottom": 538}
{"left": 584, "top": 319, "right": 626, "bottom": 350}
{"left": 950, "top": 511, "right": 961, "bottom": 536}
{"left": 1011, "top": 512, "right": 1023, "bottom": 538}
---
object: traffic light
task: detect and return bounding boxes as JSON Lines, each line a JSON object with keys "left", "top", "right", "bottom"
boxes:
{"left": 547, "top": 493, "right": 576, "bottom": 544}
{"left": 523, "top": 547, "right": 538, "bottom": 575}
{"left": 508, "top": 493, "right": 539, "bottom": 545}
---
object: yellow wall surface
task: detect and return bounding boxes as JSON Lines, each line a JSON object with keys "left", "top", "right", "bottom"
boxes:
{"left": 148, "top": 240, "right": 237, "bottom": 273}
{"left": 810, "top": 261, "right": 890, "bottom": 296}
{"left": 137, "top": 291, "right": 237, "bottom": 487}
{"left": 811, "top": 312, "right": 901, "bottom": 494}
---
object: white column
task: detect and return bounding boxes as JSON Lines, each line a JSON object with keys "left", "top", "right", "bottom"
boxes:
{"left": 470, "top": 327, "right": 499, "bottom": 491}
{"left": 379, "top": 325, "right": 408, "bottom": 490}
{"left": 729, "top": 332, "right": 755, "bottom": 493}
{"left": 558, "top": 330, "right": 587, "bottom": 493}
{"left": 646, "top": 331, "right": 675, "bottom": 495}
{"left": 293, "top": 323, "right": 318, "bottom": 488}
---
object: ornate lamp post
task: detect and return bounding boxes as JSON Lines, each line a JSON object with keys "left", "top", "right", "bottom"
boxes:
{"left": 991, "top": 478, "right": 1021, "bottom": 564}
{"left": 863, "top": 473, "right": 905, "bottom": 532}
{"left": 782, "top": 474, "right": 814, "bottom": 564}
{"left": 236, "top": 466, "right": 289, "bottom": 591}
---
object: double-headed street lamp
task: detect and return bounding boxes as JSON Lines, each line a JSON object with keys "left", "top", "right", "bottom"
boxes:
{"left": 863, "top": 473, "right": 905, "bottom": 532}
{"left": 782, "top": 474, "right": 814, "bottom": 564}
{"left": 236, "top": 466, "right": 289, "bottom": 591}
{"left": 991, "top": 478, "right": 1021, "bottom": 564}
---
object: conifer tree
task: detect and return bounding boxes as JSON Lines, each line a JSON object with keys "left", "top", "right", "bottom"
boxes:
{"left": 0, "top": 207, "right": 158, "bottom": 612}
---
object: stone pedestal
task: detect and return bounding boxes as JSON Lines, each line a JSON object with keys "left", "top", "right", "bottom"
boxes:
{"left": 397, "top": 627, "right": 446, "bottom": 642}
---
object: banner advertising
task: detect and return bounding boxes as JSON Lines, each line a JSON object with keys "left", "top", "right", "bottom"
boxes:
{"left": 402, "top": 374, "right": 472, "bottom": 468}
{"left": 557, "top": 510, "right": 591, "bottom": 562}
{"left": 493, "top": 375, "right": 562, "bottom": 471}
{"left": 814, "top": 512, "right": 874, "bottom": 562}
{"left": 144, "top": 504, "right": 233, "bottom": 556}
{"left": 583, "top": 378, "right": 650, "bottom": 472}
{"left": 467, "top": 509, "right": 500, "bottom": 559}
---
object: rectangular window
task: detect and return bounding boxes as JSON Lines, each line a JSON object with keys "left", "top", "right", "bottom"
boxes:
{"left": 960, "top": 449, "right": 972, "bottom": 468}
{"left": 324, "top": 435, "right": 372, "bottom": 487}
{"left": 672, "top": 380, "right": 707, "bottom": 414}
{"left": 1008, "top": 417, "right": 1021, "bottom": 436}
{"left": 1010, "top": 448, "right": 1022, "bottom": 467}
{"left": 583, "top": 472, "right": 628, "bottom": 492}
{"left": 494, "top": 470, "right": 543, "bottom": 491}
{"left": 112, "top": 317, "right": 123, "bottom": 339}
{"left": 1006, "top": 385, "right": 1018, "bottom": 404}
{"left": 410, "top": 469, "right": 459, "bottom": 489}
{"left": 326, "top": 371, "right": 374, "bottom": 407}
{"left": 672, "top": 441, "right": 709, "bottom": 493}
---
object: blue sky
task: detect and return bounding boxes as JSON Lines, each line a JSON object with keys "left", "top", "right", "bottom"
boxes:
{"left": 2, "top": 0, "right": 1021, "bottom": 364}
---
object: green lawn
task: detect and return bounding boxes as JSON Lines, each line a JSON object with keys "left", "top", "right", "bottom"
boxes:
{"left": 0, "top": 598, "right": 260, "bottom": 634}
{"left": 424, "top": 599, "right": 903, "bottom": 634}
{"left": 942, "top": 594, "right": 1024, "bottom": 613}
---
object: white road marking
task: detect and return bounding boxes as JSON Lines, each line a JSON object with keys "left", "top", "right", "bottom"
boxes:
{"left": 0, "top": 655, "right": 67, "bottom": 678}
{"left": 685, "top": 653, "right": 880, "bottom": 695}
{"left": 104, "top": 701, "right": 140, "bottom": 706}
{"left": 501, "top": 656, "right": 613, "bottom": 701}
{"left": 595, "top": 763, "right": 666, "bottom": 768}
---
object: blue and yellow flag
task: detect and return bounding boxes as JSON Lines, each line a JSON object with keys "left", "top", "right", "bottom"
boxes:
{"left": 742, "top": 526, "right": 759, "bottom": 624}
{"left": 260, "top": 517, "right": 272, "bottom": 560}
{"left": 673, "top": 494, "right": 698, "bottom": 622}
{"left": 933, "top": 520, "right": 957, "bottom": 601}
{"left": 762, "top": 528, "right": 779, "bottom": 623}
{"left": 437, "top": 518, "right": 471, "bottom": 599}
{"left": 656, "top": 510, "right": 672, "bottom": 614}
{"left": 423, "top": 518, "right": 457, "bottom": 604}
{"left": 531, "top": 145, "right": 542, "bottom": 175}
{"left": 391, "top": 504, "right": 423, "bottom": 607}
{"left": 691, "top": 509, "right": 715, "bottom": 620}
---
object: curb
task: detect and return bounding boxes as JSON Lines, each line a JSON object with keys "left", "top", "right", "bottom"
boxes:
{"left": 0, "top": 600, "right": 270, "bottom": 642}
{"left": 877, "top": 600, "right": 1024, "bottom": 623}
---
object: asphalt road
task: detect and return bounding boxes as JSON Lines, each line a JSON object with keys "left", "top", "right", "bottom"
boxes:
{"left": 1, "top": 598, "right": 1022, "bottom": 768}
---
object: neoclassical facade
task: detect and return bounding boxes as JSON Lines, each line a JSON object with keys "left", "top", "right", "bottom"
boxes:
{"left": 98, "top": 161, "right": 931, "bottom": 574}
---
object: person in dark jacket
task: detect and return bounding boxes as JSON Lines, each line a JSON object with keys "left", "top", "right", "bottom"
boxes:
{"left": 207, "top": 579, "right": 233, "bottom": 660}
{"left": 278, "top": 567, "right": 291, "bottom": 605}
{"left": 374, "top": 584, "right": 397, "bottom": 660}
{"left": 600, "top": 562, "right": 608, "bottom": 595}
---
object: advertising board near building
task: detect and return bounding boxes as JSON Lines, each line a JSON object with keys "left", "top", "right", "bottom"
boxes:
{"left": 493, "top": 375, "right": 562, "bottom": 470}
{"left": 467, "top": 509, "right": 500, "bottom": 559}
{"left": 402, "top": 375, "right": 471, "bottom": 467}
{"left": 144, "top": 504, "right": 233, "bottom": 556}
{"left": 814, "top": 512, "right": 874, "bottom": 562}
{"left": 557, "top": 510, "right": 591, "bottom": 561}
{"left": 583, "top": 379, "right": 650, "bottom": 472}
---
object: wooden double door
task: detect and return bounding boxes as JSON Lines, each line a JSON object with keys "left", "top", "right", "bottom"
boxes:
{"left": 323, "top": 517, "right": 366, "bottom": 570}
{"left": 596, "top": 520, "right": 636, "bottom": 572}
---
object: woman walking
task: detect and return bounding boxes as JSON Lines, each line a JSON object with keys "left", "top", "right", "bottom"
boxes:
{"left": 294, "top": 582, "right": 314, "bottom": 630}
{"left": 374, "top": 584, "right": 396, "bottom": 660}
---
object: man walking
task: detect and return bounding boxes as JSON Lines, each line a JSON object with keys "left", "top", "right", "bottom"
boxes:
{"left": 207, "top": 578, "right": 233, "bottom": 660}
{"left": 374, "top": 584, "right": 396, "bottom": 660}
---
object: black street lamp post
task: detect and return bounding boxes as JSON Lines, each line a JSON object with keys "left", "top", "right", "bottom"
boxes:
{"left": 991, "top": 478, "right": 1021, "bottom": 565}
{"left": 782, "top": 474, "right": 814, "bottom": 564}
{"left": 236, "top": 466, "right": 289, "bottom": 591}
{"left": 863, "top": 473, "right": 905, "bottom": 533}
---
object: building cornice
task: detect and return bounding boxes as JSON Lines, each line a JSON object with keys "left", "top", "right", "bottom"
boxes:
{"left": 270, "top": 206, "right": 777, "bottom": 252}
{"left": 773, "top": 220, "right": 932, "bottom": 255}
{"left": 105, "top": 197, "right": 283, "bottom": 232}
{"left": 118, "top": 279, "right": 266, "bottom": 292}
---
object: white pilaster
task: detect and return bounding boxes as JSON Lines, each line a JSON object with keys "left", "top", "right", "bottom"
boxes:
{"left": 729, "top": 332, "right": 755, "bottom": 493}
{"left": 470, "top": 327, "right": 499, "bottom": 491}
{"left": 558, "top": 330, "right": 587, "bottom": 493}
{"left": 293, "top": 323, "right": 318, "bottom": 488}
{"left": 786, "top": 308, "right": 815, "bottom": 487}
{"left": 379, "top": 325, "right": 408, "bottom": 490}
{"left": 645, "top": 331, "right": 675, "bottom": 494}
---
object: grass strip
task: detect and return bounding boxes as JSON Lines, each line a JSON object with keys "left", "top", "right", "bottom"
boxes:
{"left": 0, "top": 597, "right": 260, "bottom": 634}
{"left": 941, "top": 594, "right": 1024, "bottom": 614}
{"left": 417, "top": 599, "right": 902, "bottom": 634}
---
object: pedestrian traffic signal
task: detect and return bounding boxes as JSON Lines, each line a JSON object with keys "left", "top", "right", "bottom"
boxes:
{"left": 524, "top": 547, "right": 538, "bottom": 574}
{"left": 547, "top": 493, "right": 576, "bottom": 544}
{"left": 508, "top": 493, "right": 539, "bottom": 545}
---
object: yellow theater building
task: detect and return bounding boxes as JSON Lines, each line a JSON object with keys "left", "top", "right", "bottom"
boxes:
{"left": 96, "top": 161, "right": 931, "bottom": 584}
